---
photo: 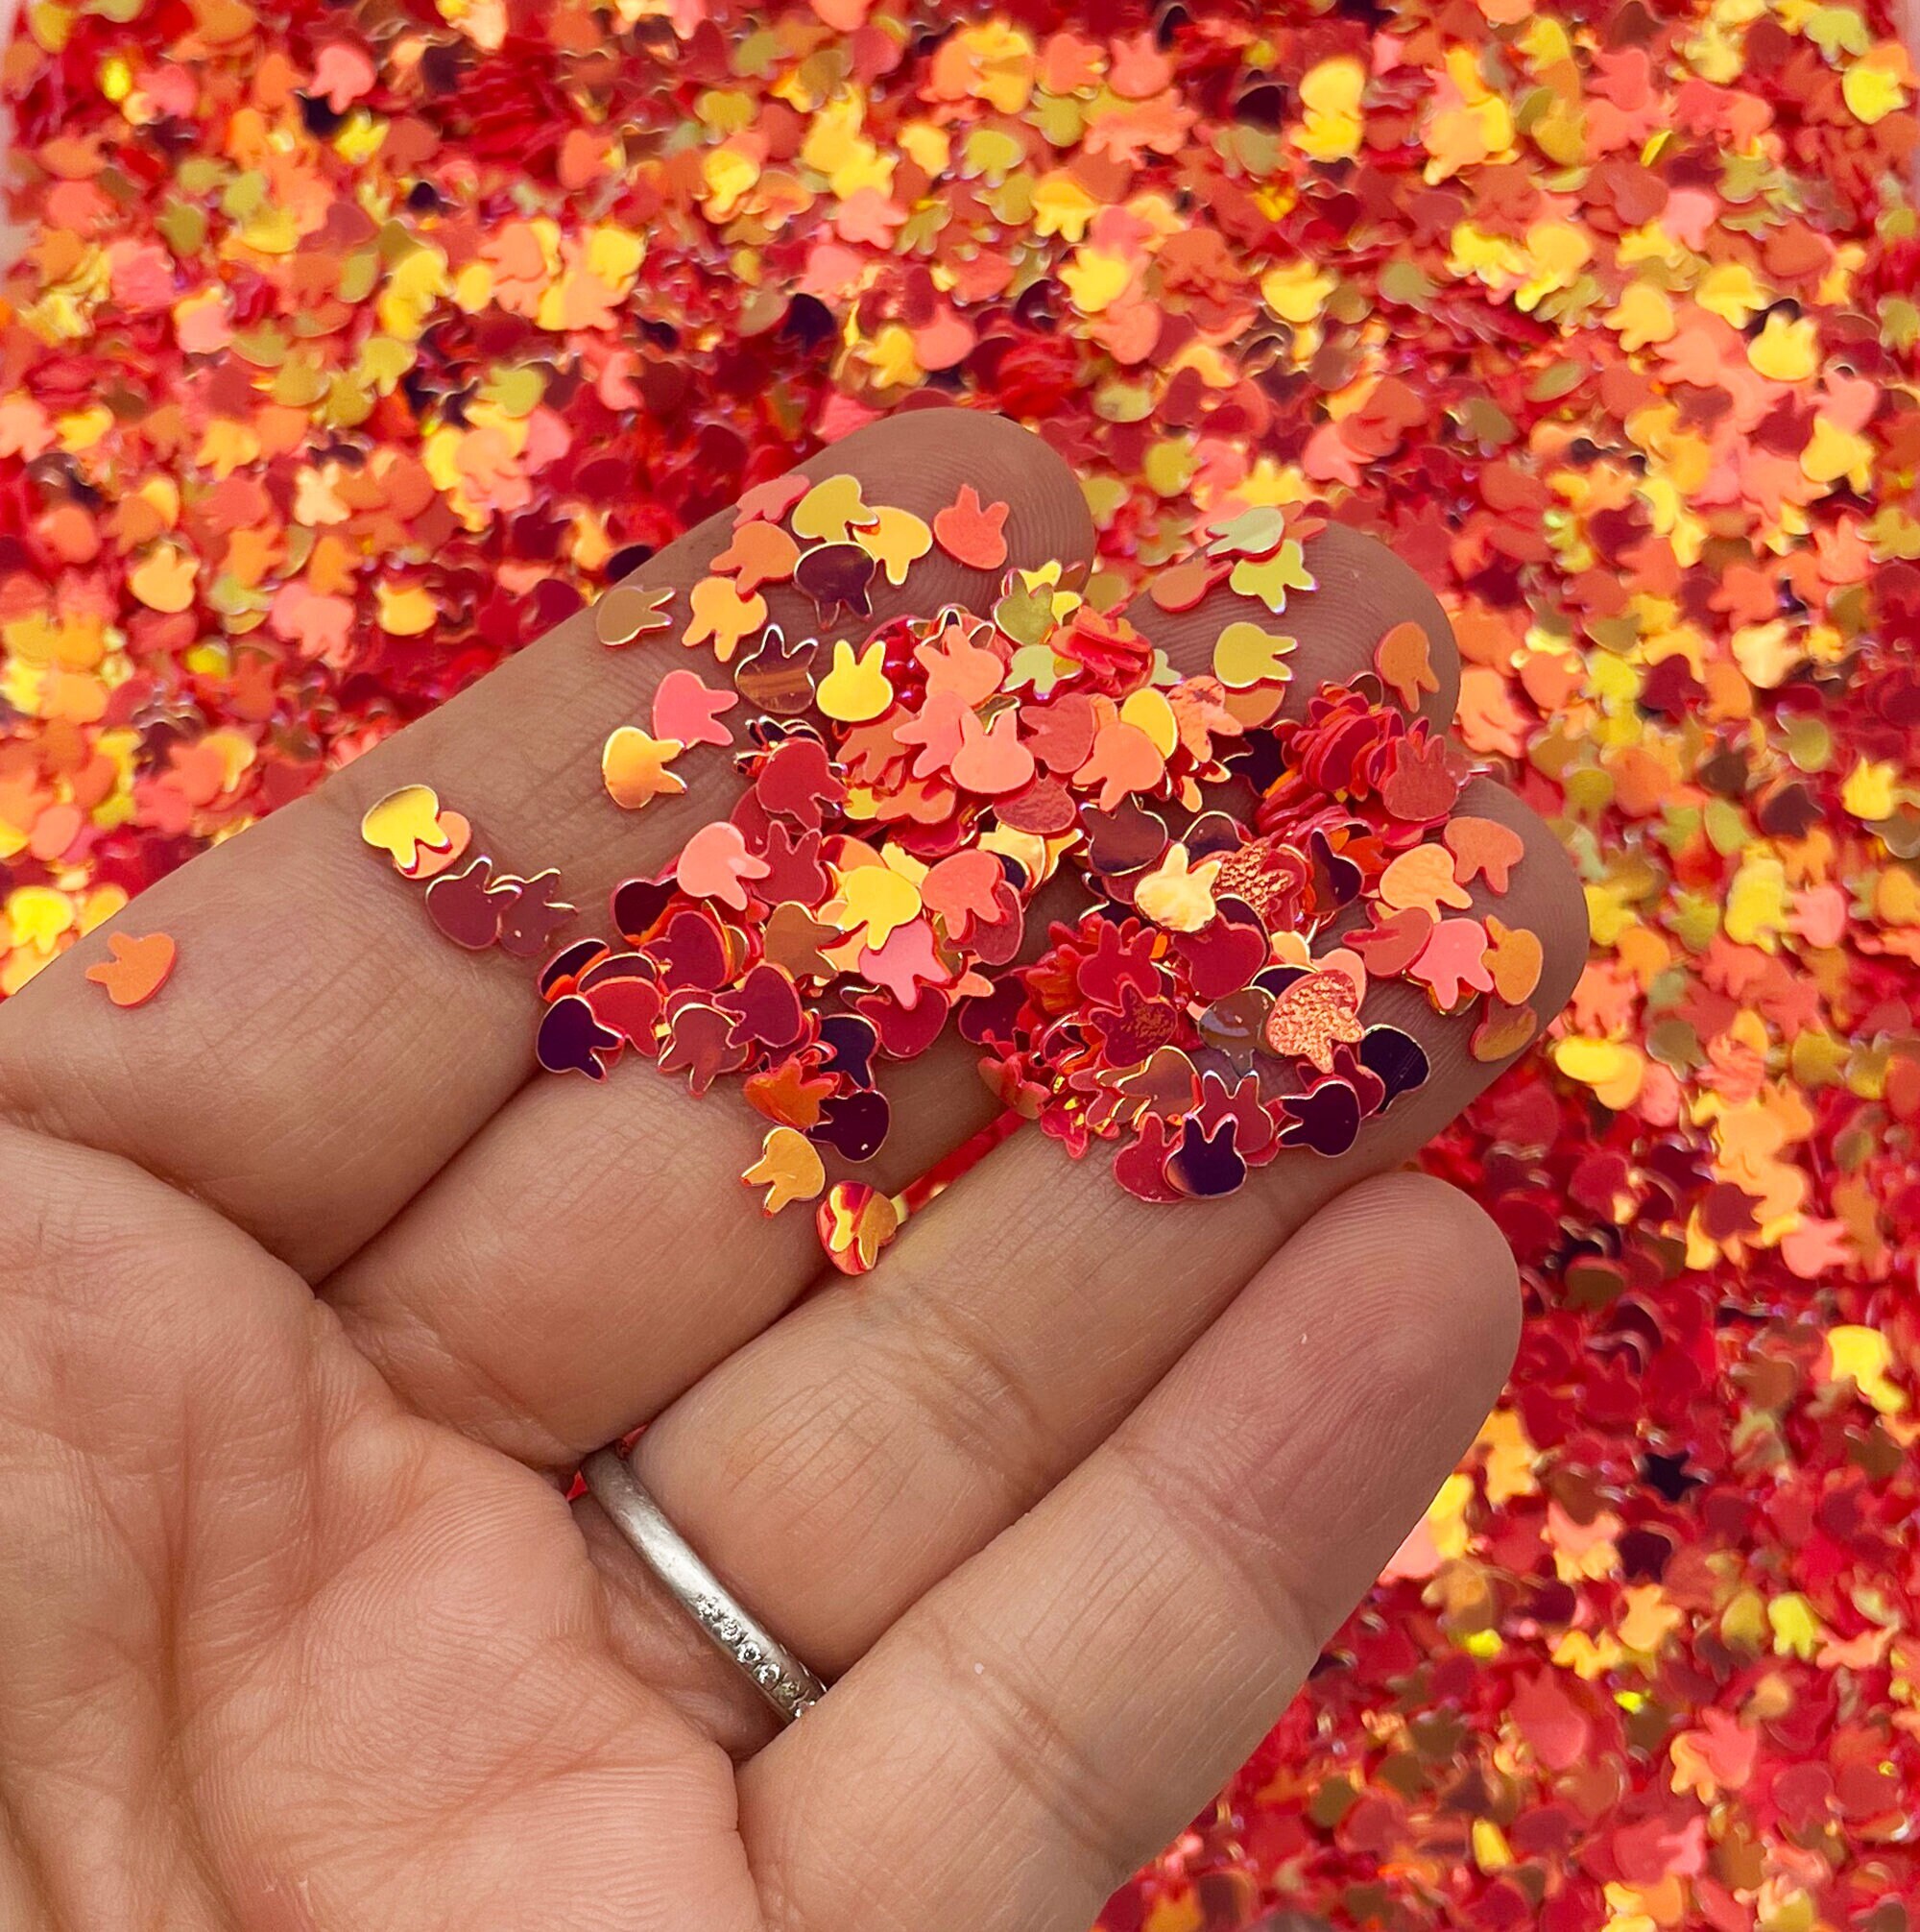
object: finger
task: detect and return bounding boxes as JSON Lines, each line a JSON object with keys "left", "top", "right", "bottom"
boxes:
{"left": 737, "top": 1172, "right": 1521, "bottom": 1932}
{"left": 610, "top": 776, "right": 1582, "bottom": 1704}
{"left": 321, "top": 524, "right": 1472, "bottom": 1463}
{"left": 0, "top": 410, "right": 1092, "bottom": 1278}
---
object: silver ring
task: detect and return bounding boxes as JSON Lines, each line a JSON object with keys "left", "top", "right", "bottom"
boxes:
{"left": 582, "top": 1448, "right": 828, "bottom": 1725}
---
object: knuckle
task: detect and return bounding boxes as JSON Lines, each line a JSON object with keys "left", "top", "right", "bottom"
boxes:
{"left": 1106, "top": 1425, "right": 1328, "bottom": 1669}
{"left": 917, "top": 1602, "right": 1148, "bottom": 1895}
{"left": 862, "top": 1272, "right": 1072, "bottom": 1509}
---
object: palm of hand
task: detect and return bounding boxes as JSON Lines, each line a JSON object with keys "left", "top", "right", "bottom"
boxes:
{"left": 0, "top": 414, "right": 1584, "bottom": 1932}
{"left": 2, "top": 1152, "right": 757, "bottom": 1930}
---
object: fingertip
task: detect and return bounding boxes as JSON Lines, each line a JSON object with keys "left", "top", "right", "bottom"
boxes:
{"left": 1256, "top": 1170, "right": 1519, "bottom": 1421}
{"left": 1450, "top": 777, "right": 1591, "bottom": 1032}
{"left": 1339, "top": 1171, "right": 1522, "bottom": 1398}
{"left": 863, "top": 405, "right": 1097, "bottom": 575}
{"left": 1306, "top": 523, "right": 1462, "bottom": 724}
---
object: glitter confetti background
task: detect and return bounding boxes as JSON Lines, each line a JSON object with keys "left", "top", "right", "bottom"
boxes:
{"left": 7, "top": 0, "right": 1920, "bottom": 1925}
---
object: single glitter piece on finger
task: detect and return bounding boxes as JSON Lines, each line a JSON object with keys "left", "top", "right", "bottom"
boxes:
{"left": 652, "top": 669, "right": 739, "bottom": 749}
{"left": 790, "top": 474, "right": 876, "bottom": 544}
{"left": 815, "top": 640, "right": 894, "bottom": 721}
{"left": 732, "top": 628, "right": 821, "bottom": 713}
{"left": 1149, "top": 557, "right": 1229, "bottom": 613}
{"left": 858, "top": 505, "right": 934, "bottom": 586}
{"left": 1374, "top": 619, "right": 1440, "bottom": 711}
{"left": 593, "top": 583, "right": 674, "bottom": 648}
{"left": 1446, "top": 814, "right": 1527, "bottom": 891}
{"left": 361, "top": 785, "right": 452, "bottom": 873}
{"left": 492, "top": 873, "right": 576, "bottom": 959}
{"left": 1262, "top": 969, "right": 1364, "bottom": 1073}
{"left": 1380, "top": 843, "right": 1475, "bottom": 917}
{"left": 793, "top": 542, "right": 877, "bottom": 623}
{"left": 84, "top": 931, "right": 176, "bottom": 1007}
{"left": 741, "top": 1125, "right": 827, "bottom": 1215}
{"left": 426, "top": 857, "right": 515, "bottom": 950}
{"left": 733, "top": 474, "right": 809, "bottom": 527}
{"left": 710, "top": 519, "right": 800, "bottom": 596}
{"left": 537, "top": 993, "right": 622, "bottom": 1079}
{"left": 932, "top": 485, "right": 1011, "bottom": 570}
{"left": 683, "top": 576, "right": 768, "bottom": 662}
{"left": 601, "top": 728, "right": 686, "bottom": 810}
{"left": 1484, "top": 915, "right": 1546, "bottom": 1004}
{"left": 1472, "top": 999, "right": 1540, "bottom": 1061}
{"left": 1213, "top": 620, "right": 1297, "bottom": 689}
{"left": 817, "top": 1182, "right": 900, "bottom": 1275}
{"left": 1228, "top": 541, "right": 1314, "bottom": 613}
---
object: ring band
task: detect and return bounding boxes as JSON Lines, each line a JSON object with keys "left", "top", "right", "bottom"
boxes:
{"left": 582, "top": 1448, "right": 828, "bottom": 1725}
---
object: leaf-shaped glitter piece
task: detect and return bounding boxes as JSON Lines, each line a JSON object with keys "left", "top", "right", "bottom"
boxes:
{"left": 84, "top": 930, "right": 176, "bottom": 1007}
{"left": 742, "top": 1125, "right": 827, "bottom": 1217}
{"left": 601, "top": 728, "right": 685, "bottom": 810}
{"left": 932, "top": 483, "right": 1010, "bottom": 570}
{"left": 360, "top": 784, "right": 450, "bottom": 871}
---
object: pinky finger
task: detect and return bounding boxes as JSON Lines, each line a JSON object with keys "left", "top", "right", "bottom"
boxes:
{"left": 738, "top": 1171, "right": 1520, "bottom": 1932}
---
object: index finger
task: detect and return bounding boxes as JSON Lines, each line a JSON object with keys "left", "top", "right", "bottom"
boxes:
{"left": 0, "top": 410, "right": 1094, "bottom": 1278}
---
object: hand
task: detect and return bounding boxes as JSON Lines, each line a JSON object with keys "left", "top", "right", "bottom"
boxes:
{"left": 0, "top": 412, "right": 1583, "bottom": 1932}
